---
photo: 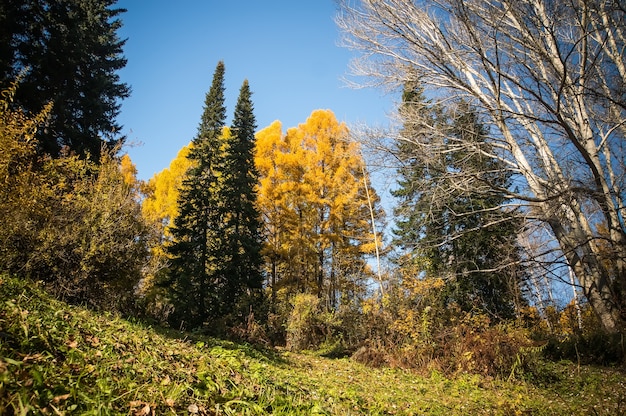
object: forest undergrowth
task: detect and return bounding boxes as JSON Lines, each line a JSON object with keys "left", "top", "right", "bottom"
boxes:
{"left": 1, "top": 275, "right": 626, "bottom": 415}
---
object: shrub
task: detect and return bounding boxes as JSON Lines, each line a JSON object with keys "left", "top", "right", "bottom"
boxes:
{"left": 0, "top": 81, "right": 156, "bottom": 314}
{"left": 350, "top": 282, "right": 538, "bottom": 378}
{"left": 286, "top": 293, "right": 325, "bottom": 351}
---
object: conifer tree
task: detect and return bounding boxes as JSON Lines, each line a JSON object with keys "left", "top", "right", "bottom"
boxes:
{"left": 164, "top": 62, "right": 227, "bottom": 329}
{"left": 0, "top": 0, "right": 129, "bottom": 159}
{"left": 220, "top": 80, "right": 264, "bottom": 321}
{"left": 255, "top": 110, "right": 383, "bottom": 310}
{"left": 393, "top": 81, "right": 524, "bottom": 320}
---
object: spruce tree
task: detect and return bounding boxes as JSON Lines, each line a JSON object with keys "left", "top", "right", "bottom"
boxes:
{"left": 220, "top": 80, "right": 264, "bottom": 322}
{"left": 165, "top": 62, "right": 227, "bottom": 329}
{"left": 393, "top": 81, "right": 524, "bottom": 320}
{"left": 0, "top": 0, "right": 129, "bottom": 159}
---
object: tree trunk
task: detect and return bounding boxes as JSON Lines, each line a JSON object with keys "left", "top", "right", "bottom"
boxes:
{"left": 549, "top": 218, "right": 622, "bottom": 333}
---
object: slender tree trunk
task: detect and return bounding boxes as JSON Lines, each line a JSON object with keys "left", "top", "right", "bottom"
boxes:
{"left": 550, "top": 219, "right": 621, "bottom": 332}
{"left": 569, "top": 267, "right": 583, "bottom": 331}
{"left": 271, "top": 257, "right": 277, "bottom": 308}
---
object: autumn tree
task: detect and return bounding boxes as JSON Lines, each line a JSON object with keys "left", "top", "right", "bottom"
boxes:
{"left": 33, "top": 149, "right": 152, "bottom": 312}
{"left": 0, "top": 0, "right": 129, "bottom": 158}
{"left": 139, "top": 143, "right": 195, "bottom": 300}
{"left": 0, "top": 79, "right": 152, "bottom": 313}
{"left": 337, "top": 0, "right": 626, "bottom": 332}
{"left": 0, "top": 77, "right": 52, "bottom": 276}
{"left": 142, "top": 143, "right": 194, "bottom": 235}
{"left": 255, "top": 110, "right": 384, "bottom": 310}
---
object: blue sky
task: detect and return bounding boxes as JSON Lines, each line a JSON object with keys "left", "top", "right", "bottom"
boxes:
{"left": 116, "top": 0, "right": 393, "bottom": 181}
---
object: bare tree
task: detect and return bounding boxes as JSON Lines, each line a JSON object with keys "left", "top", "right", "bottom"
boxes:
{"left": 337, "top": 0, "right": 626, "bottom": 332}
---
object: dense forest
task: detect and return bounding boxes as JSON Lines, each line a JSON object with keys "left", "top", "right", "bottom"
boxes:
{"left": 1, "top": 0, "right": 625, "bottom": 413}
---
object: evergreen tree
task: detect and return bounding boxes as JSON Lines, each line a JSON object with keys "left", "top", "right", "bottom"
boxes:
{"left": 165, "top": 62, "right": 227, "bottom": 329}
{"left": 0, "top": 0, "right": 129, "bottom": 159}
{"left": 220, "top": 80, "right": 264, "bottom": 321}
{"left": 392, "top": 81, "right": 441, "bottom": 256}
{"left": 393, "top": 81, "right": 524, "bottom": 320}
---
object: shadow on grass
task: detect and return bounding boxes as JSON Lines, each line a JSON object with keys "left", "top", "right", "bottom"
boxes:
{"left": 127, "top": 317, "right": 288, "bottom": 365}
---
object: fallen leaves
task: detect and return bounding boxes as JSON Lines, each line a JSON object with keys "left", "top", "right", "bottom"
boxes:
{"left": 129, "top": 400, "right": 153, "bottom": 416}
{"left": 51, "top": 393, "right": 71, "bottom": 404}
{"left": 129, "top": 398, "right": 179, "bottom": 414}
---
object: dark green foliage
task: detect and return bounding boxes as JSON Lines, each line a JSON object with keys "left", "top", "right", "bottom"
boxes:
{"left": 221, "top": 80, "right": 265, "bottom": 321}
{"left": 165, "top": 62, "right": 227, "bottom": 329}
{"left": 0, "top": 0, "right": 129, "bottom": 159}
{"left": 543, "top": 331, "right": 626, "bottom": 366}
{"left": 164, "top": 64, "right": 264, "bottom": 330}
{"left": 393, "top": 81, "right": 525, "bottom": 320}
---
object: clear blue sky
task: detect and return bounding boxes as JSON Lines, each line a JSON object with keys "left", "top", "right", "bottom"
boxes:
{"left": 116, "top": 0, "right": 393, "bottom": 181}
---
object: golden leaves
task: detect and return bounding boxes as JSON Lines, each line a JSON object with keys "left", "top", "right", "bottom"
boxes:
{"left": 141, "top": 143, "right": 194, "bottom": 230}
{"left": 254, "top": 110, "right": 383, "bottom": 294}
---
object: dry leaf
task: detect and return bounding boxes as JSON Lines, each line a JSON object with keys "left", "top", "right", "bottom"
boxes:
{"left": 52, "top": 393, "right": 71, "bottom": 403}
{"left": 130, "top": 401, "right": 152, "bottom": 416}
{"left": 136, "top": 404, "right": 151, "bottom": 416}
{"left": 87, "top": 336, "right": 100, "bottom": 346}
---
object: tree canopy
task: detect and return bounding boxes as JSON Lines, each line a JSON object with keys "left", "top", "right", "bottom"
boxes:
{"left": 0, "top": 0, "right": 129, "bottom": 159}
{"left": 255, "top": 109, "right": 384, "bottom": 309}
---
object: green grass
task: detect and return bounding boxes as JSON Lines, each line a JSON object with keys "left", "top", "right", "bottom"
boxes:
{"left": 1, "top": 275, "right": 625, "bottom": 415}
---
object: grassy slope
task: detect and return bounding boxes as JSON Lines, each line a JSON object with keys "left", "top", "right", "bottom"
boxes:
{"left": 1, "top": 275, "right": 625, "bottom": 415}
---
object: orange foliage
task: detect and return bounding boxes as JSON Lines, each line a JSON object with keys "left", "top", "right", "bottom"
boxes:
{"left": 255, "top": 110, "right": 383, "bottom": 305}
{"left": 141, "top": 143, "right": 194, "bottom": 232}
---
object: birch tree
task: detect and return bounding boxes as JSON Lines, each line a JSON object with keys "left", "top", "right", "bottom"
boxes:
{"left": 337, "top": 0, "right": 626, "bottom": 332}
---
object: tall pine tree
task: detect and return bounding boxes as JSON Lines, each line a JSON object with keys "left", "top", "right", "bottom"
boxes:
{"left": 220, "top": 80, "right": 264, "bottom": 322}
{"left": 164, "top": 65, "right": 264, "bottom": 330}
{"left": 165, "top": 62, "right": 227, "bottom": 329}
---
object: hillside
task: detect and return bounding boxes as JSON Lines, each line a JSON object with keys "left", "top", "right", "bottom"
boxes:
{"left": 1, "top": 275, "right": 625, "bottom": 415}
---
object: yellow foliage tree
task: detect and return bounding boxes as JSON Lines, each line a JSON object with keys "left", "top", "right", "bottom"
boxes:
{"left": 0, "top": 80, "right": 153, "bottom": 312}
{"left": 255, "top": 110, "right": 384, "bottom": 309}
{"left": 120, "top": 154, "right": 138, "bottom": 189}
{"left": 141, "top": 143, "right": 194, "bottom": 233}
{"left": 0, "top": 78, "right": 53, "bottom": 275}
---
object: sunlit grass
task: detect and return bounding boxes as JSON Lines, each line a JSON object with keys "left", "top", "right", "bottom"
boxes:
{"left": 1, "top": 274, "right": 625, "bottom": 415}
